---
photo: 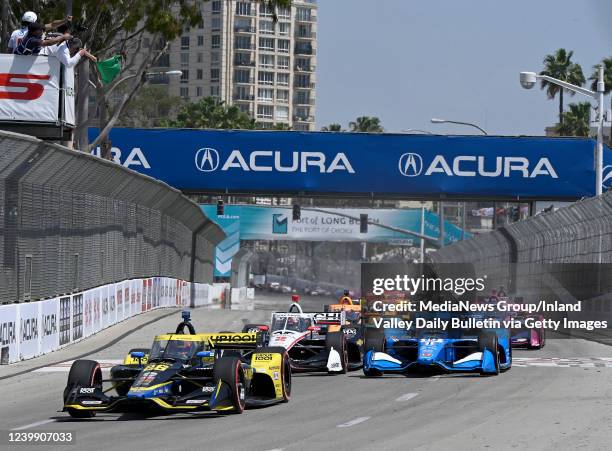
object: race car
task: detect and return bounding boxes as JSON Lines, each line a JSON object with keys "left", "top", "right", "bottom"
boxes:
{"left": 324, "top": 292, "right": 364, "bottom": 368}
{"left": 509, "top": 313, "right": 546, "bottom": 349}
{"left": 62, "top": 311, "right": 291, "bottom": 418}
{"left": 245, "top": 301, "right": 353, "bottom": 373}
{"left": 362, "top": 314, "right": 512, "bottom": 377}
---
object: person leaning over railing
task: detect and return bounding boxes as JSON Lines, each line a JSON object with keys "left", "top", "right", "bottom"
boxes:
{"left": 13, "top": 22, "right": 69, "bottom": 56}
{"left": 41, "top": 36, "right": 97, "bottom": 67}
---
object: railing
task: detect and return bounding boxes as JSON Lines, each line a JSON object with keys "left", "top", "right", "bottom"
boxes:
{"left": 234, "top": 26, "right": 256, "bottom": 33}
{"left": 295, "top": 31, "right": 317, "bottom": 39}
{"left": 294, "top": 46, "right": 316, "bottom": 55}
{"left": 234, "top": 59, "right": 255, "bottom": 67}
{"left": 234, "top": 77, "right": 255, "bottom": 84}
{"left": 233, "top": 94, "right": 255, "bottom": 101}
{"left": 294, "top": 82, "right": 316, "bottom": 89}
{"left": 294, "top": 64, "right": 316, "bottom": 72}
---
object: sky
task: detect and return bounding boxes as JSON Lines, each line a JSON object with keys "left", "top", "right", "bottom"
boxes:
{"left": 315, "top": 0, "right": 611, "bottom": 136}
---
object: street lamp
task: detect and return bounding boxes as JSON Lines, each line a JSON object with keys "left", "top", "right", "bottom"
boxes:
{"left": 430, "top": 117, "right": 488, "bottom": 135}
{"left": 520, "top": 66, "right": 606, "bottom": 196}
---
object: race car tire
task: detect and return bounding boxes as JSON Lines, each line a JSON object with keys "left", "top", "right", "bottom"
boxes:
{"left": 213, "top": 357, "right": 246, "bottom": 414}
{"left": 478, "top": 332, "right": 500, "bottom": 376}
{"left": 64, "top": 360, "right": 102, "bottom": 418}
{"left": 363, "top": 366, "right": 384, "bottom": 378}
{"left": 325, "top": 331, "right": 348, "bottom": 374}
{"left": 256, "top": 346, "right": 292, "bottom": 402}
{"left": 364, "top": 327, "right": 385, "bottom": 353}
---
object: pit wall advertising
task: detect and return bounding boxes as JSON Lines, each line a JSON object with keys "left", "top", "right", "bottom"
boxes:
{"left": 0, "top": 278, "right": 228, "bottom": 364}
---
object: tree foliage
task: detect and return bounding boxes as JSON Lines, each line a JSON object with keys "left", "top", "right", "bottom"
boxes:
{"left": 540, "top": 49, "right": 585, "bottom": 124}
{"left": 556, "top": 102, "right": 591, "bottom": 137}
{"left": 164, "top": 97, "right": 256, "bottom": 129}
{"left": 348, "top": 116, "right": 384, "bottom": 132}
{"left": 321, "top": 123, "right": 342, "bottom": 132}
{"left": 117, "top": 85, "right": 184, "bottom": 128}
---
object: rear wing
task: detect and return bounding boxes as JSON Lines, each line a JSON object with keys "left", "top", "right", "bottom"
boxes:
{"left": 271, "top": 311, "right": 346, "bottom": 326}
{"left": 203, "top": 332, "right": 260, "bottom": 349}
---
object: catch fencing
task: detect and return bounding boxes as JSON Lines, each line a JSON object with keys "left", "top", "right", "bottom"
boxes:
{"left": 0, "top": 131, "right": 225, "bottom": 304}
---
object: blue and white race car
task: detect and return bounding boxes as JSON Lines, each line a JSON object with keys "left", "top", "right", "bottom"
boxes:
{"left": 362, "top": 314, "right": 512, "bottom": 377}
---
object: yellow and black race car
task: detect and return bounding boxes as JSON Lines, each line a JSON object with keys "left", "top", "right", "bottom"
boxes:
{"left": 62, "top": 312, "right": 291, "bottom": 418}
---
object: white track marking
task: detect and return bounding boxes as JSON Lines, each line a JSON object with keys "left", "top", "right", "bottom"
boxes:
{"left": 395, "top": 392, "right": 419, "bottom": 402}
{"left": 34, "top": 359, "right": 122, "bottom": 373}
{"left": 12, "top": 419, "right": 56, "bottom": 430}
{"left": 337, "top": 417, "right": 370, "bottom": 428}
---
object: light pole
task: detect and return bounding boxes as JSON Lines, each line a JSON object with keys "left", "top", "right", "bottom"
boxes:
{"left": 431, "top": 118, "right": 488, "bottom": 135}
{"left": 520, "top": 67, "right": 606, "bottom": 196}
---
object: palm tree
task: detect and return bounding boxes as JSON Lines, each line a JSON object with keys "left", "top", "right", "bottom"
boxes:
{"left": 589, "top": 57, "right": 612, "bottom": 145}
{"left": 556, "top": 102, "right": 591, "bottom": 137}
{"left": 348, "top": 116, "right": 384, "bottom": 132}
{"left": 540, "top": 49, "right": 586, "bottom": 124}
{"left": 321, "top": 123, "right": 342, "bottom": 131}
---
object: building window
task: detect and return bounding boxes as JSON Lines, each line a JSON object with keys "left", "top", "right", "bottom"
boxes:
{"left": 234, "top": 86, "right": 251, "bottom": 100}
{"left": 296, "top": 90, "right": 311, "bottom": 104}
{"left": 277, "top": 89, "right": 289, "bottom": 103}
{"left": 210, "top": 85, "right": 220, "bottom": 97}
{"left": 180, "top": 87, "right": 189, "bottom": 98}
{"left": 295, "top": 57, "right": 311, "bottom": 71}
{"left": 180, "top": 70, "right": 189, "bottom": 83}
{"left": 211, "top": 17, "right": 221, "bottom": 31}
{"left": 234, "top": 69, "right": 252, "bottom": 84}
{"left": 211, "top": 52, "right": 220, "bottom": 65}
{"left": 235, "top": 36, "right": 252, "bottom": 50}
{"left": 197, "top": 52, "right": 204, "bottom": 63}
{"left": 180, "top": 36, "right": 190, "bottom": 50}
{"left": 180, "top": 52, "right": 189, "bottom": 66}
{"left": 277, "top": 55, "right": 289, "bottom": 70}
{"left": 296, "top": 7, "right": 311, "bottom": 21}
{"left": 260, "top": 3, "right": 274, "bottom": 17}
{"left": 257, "top": 104, "right": 273, "bottom": 119}
{"left": 238, "top": 103, "right": 251, "bottom": 113}
{"left": 235, "top": 2, "right": 251, "bottom": 16}
{"left": 198, "top": 20, "right": 204, "bottom": 29}
{"left": 259, "top": 20, "right": 274, "bottom": 34}
{"left": 277, "top": 39, "right": 290, "bottom": 53}
{"left": 258, "top": 71, "right": 274, "bottom": 85}
{"left": 257, "top": 88, "right": 274, "bottom": 102}
{"left": 211, "top": 68, "right": 220, "bottom": 82}
{"left": 212, "top": 1, "right": 221, "bottom": 14}
{"left": 278, "top": 6, "right": 291, "bottom": 20}
{"left": 197, "top": 69, "right": 203, "bottom": 80}
{"left": 295, "top": 74, "right": 311, "bottom": 88}
{"left": 212, "top": 35, "right": 220, "bottom": 48}
{"left": 277, "top": 72, "right": 289, "bottom": 86}
{"left": 279, "top": 22, "right": 290, "bottom": 35}
{"left": 197, "top": 35, "right": 204, "bottom": 46}
{"left": 275, "top": 106, "right": 289, "bottom": 121}
{"left": 196, "top": 86, "right": 203, "bottom": 97}
{"left": 295, "top": 42, "right": 313, "bottom": 55}
{"left": 259, "top": 53, "right": 274, "bottom": 68}
{"left": 259, "top": 37, "right": 274, "bottom": 51}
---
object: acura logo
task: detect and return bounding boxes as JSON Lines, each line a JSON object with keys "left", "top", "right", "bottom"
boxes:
{"left": 195, "top": 147, "right": 220, "bottom": 172}
{"left": 603, "top": 165, "right": 612, "bottom": 190}
{"left": 398, "top": 152, "right": 423, "bottom": 177}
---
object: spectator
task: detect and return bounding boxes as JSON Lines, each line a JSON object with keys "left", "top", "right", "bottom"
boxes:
{"left": 13, "top": 22, "right": 69, "bottom": 56}
{"left": 8, "top": 12, "right": 71, "bottom": 53}
{"left": 42, "top": 37, "right": 97, "bottom": 67}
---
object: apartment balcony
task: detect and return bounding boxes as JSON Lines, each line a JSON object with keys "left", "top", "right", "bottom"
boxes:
{"left": 293, "top": 115, "right": 315, "bottom": 122}
{"left": 233, "top": 94, "right": 255, "bottom": 101}
{"left": 295, "top": 31, "right": 316, "bottom": 40}
{"left": 294, "top": 46, "right": 316, "bottom": 55}
{"left": 235, "top": 10, "right": 255, "bottom": 17}
{"left": 234, "top": 59, "right": 255, "bottom": 67}
{"left": 234, "top": 78, "right": 255, "bottom": 85}
{"left": 295, "top": 12, "right": 317, "bottom": 23}
{"left": 294, "top": 64, "right": 316, "bottom": 73}
{"left": 294, "top": 82, "right": 316, "bottom": 89}
{"left": 234, "top": 43, "right": 256, "bottom": 50}
{"left": 234, "top": 26, "right": 256, "bottom": 33}
{"left": 294, "top": 98, "right": 316, "bottom": 106}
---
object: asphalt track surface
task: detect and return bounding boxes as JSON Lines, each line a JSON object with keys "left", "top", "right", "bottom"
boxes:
{"left": 3, "top": 294, "right": 612, "bottom": 451}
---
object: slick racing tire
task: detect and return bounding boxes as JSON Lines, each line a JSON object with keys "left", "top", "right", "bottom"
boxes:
{"left": 214, "top": 357, "right": 246, "bottom": 414}
{"left": 478, "top": 332, "right": 500, "bottom": 376}
{"left": 257, "top": 347, "right": 292, "bottom": 402}
{"left": 364, "top": 327, "right": 385, "bottom": 353}
{"left": 326, "top": 331, "right": 348, "bottom": 374}
{"left": 64, "top": 360, "right": 102, "bottom": 418}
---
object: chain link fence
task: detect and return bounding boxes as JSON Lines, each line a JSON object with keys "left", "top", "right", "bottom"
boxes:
{"left": 0, "top": 131, "right": 224, "bottom": 304}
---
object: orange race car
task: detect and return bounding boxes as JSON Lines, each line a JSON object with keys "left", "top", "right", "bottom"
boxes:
{"left": 324, "top": 291, "right": 363, "bottom": 368}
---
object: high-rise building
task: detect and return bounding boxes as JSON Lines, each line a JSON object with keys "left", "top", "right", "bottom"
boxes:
{"left": 152, "top": 0, "right": 317, "bottom": 131}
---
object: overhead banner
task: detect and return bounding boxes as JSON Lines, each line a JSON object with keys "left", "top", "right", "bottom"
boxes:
{"left": 90, "top": 128, "right": 612, "bottom": 199}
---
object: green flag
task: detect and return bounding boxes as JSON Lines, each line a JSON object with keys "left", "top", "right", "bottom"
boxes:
{"left": 97, "top": 55, "right": 122, "bottom": 84}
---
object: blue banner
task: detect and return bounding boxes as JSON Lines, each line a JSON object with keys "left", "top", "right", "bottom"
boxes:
{"left": 90, "top": 128, "right": 612, "bottom": 199}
